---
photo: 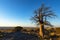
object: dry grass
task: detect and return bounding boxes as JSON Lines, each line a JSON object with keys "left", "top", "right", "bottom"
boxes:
{"left": 55, "top": 27, "right": 60, "bottom": 40}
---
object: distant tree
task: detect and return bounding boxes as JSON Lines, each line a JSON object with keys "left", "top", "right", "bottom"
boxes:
{"left": 31, "top": 4, "right": 56, "bottom": 39}
{"left": 35, "top": 28, "right": 39, "bottom": 33}
{"left": 23, "top": 29, "right": 27, "bottom": 33}
{"left": 15, "top": 26, "right": 23, "bottom": 32}
{"left": 30, "top": 29, "right": 34, "bottom": 32}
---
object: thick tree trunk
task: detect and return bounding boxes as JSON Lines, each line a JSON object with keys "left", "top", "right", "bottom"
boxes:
{"left": 39, "top": 24, "right": 44, "bottom": 38}
{"left": 39, "top": 16, "right": 44, "bottom": 39}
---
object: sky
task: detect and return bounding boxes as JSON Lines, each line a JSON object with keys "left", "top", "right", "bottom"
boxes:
{"left": 0, "top": 0, "right": 60, "bottom": 27}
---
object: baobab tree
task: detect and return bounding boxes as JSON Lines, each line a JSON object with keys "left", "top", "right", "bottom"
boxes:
{"left": 31, "top": 4, "right": 56, "bottom": 39}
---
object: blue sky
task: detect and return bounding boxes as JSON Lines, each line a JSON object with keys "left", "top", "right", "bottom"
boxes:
{"left": 0, "top": 0, "right": 60, "bottom": 27}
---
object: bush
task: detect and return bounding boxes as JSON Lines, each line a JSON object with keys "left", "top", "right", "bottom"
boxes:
{"left": 15, "top": 26, "right": 23, "bottom": 32}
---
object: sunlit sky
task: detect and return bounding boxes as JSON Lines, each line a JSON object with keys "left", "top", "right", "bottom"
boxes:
{"left": 0, "top": 0, "right": 60, "bottom": 27}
